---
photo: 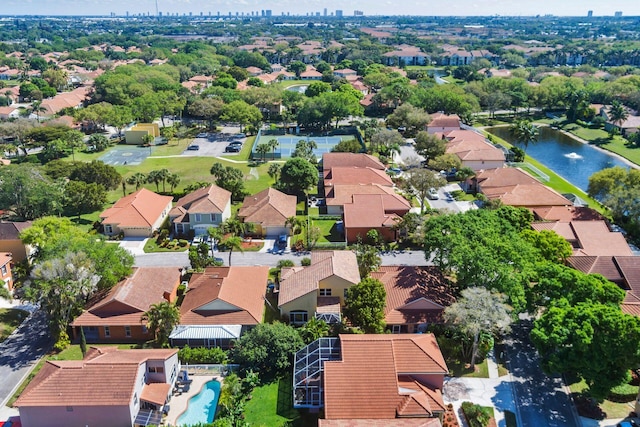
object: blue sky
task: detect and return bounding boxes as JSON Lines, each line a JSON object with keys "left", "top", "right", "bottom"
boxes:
{"left": 1, "top": 0, "right": 639, "bottom": 17}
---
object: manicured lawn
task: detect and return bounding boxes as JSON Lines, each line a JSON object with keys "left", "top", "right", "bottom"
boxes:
{"left": 307, "top": 218, "right": 343, "bottom": 244}
{"left": 263, "top": 292, "right": 281, "bottom": 324}
{"left": 149, "top": 138, "right": 192, "bottom": 156}
{"left": 0, "top": 308, "right": 29, "bottom": 343}
{"left": 448, "top": 359, "right": 490, "bottom": 378}
{"left": 569, "top": 377, "right": 636, "bottom": 419}
{"left": 243, "top": 375, "right": 317, "bottom": 427}
{"left": 563, "top": 124, "right": 640, "bottom": 166}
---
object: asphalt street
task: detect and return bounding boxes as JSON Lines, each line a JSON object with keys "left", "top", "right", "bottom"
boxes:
{"left": 133, "top": 249, "right": 432, "bottom": 268}
{"left": 0, "top": 310, "right": 53, "bottom": 407}
{"left": 504, "top": 319, "right": 580, "bottom": 427}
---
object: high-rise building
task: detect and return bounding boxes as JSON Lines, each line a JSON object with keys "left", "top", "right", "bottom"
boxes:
{"left": 354, "top": 10, "right": 364, "bottom": 16}
{"left": 587, "top": 10, "right": 593, "bottom": 17}
{"left": 336, "top": 9, "right": 343, "bottom": 17}
{"left": 266, "top": 9, "right": 272, "bottom": 17}
{"left": 324, "top": 8, "right": 328, "bottom": 16}
{"left": 614, "top": 11, "right": 623, "bottom": 17}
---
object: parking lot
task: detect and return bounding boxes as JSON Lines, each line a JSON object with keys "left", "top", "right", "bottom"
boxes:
{"left": 181, "top": 132, "right": 247, "bottom": 157}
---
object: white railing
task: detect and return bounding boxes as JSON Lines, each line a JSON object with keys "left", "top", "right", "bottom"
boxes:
{"left": 181, "top": 364, "right": 239, "bottom": 376}
{"left": 510, "top": 162, "right": 550, "bottom": 182}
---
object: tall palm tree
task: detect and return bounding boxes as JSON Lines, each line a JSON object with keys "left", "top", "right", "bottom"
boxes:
{"left": 221, "top": 235, "right": 244, "bottom": 266}
{"left": 158, "top": 168, "right": 170, "bottom": 193}
{"left": 285, "top": 216, "right": 303, "bottom": 235}
{"left": 30, "top": 100, "right": 46, "bottom": 122}
{"left": 509, "top": 120, "right": 539, "bottom": 155}
{"left": 146, "top": 170, "right": 163, "bottom": 192}
{"left": 267, "top": 138, "right": 279, "bottom": 159}
{"left": 268, "top": 163, "right": 282, "bottom": 183}
{"left": 142, "top": 301, "right": 180, "bottom": 348}
{"left": 608, "top": 100, "right": 629, "bottom": 133}
{"left": 166, "top": 172, "right": 181, "bottom": 192}
{"left": 256, "top": 143, "right": 270, "bottom": 162}
{"left": 127, "top": 172, "right": 147, "bottom": 190}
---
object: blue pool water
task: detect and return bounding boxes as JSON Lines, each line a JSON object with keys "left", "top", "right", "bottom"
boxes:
{"left": 177, "top": 380, "right": 221, "bottom": 426}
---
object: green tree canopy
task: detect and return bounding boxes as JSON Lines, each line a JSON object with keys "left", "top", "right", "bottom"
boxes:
{"left": 278, "top": 157, "right": 319, "bottom": 196}
{"left": 142, "top": 301, "right": 181, "bottom": 348}
{"left": 344, "top": 277, "right": 387, "bottom": 333}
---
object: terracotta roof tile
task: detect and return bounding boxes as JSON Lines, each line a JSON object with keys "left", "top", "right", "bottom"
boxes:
{"left": 238, "top": 188, "right": 297, "bottom": 227}
{"left": 100, "top": 188, "right": 172, "bottom": 228}
{"left": 15, "top": 348, "right": 176, "bottom": 407}
{"left": 278, "top": 251, "right": 360, "bottom": 306}
{"left": 319, "top": 419, "right": 441, "bottom": 427}
{"left": 371, "top": 266, "right": 456, "bottom": 325}
{"left": 323, "top": 334, "right": 447, "bottom": 421}
{"left": 322, "top": 153, "right": 385, "bottom": 171}
{"left": 533, "top": 221, "right": 632, "bottom": 256}
{"left": 324, "top": 167, "right": 392, "bottom": 187}
{"left": 141, "top": 382, "right": 170, "bottom": 406}
{"left": 326, "top": 184, "right": 396, "bottom": 206}
{"left": 72, "top": 267, "right": 181, "bottom": 327}
{"left": 179, "top": 266, "right": 269, "bottom": 326}
{"left": 343, "top": 194, "right": 409, "bottom": 229}
{"left": 532, "top": 206, "right": 605, "bottom": 221}
{"left": 0, "top": 221, "right": 32, "bottom": 240}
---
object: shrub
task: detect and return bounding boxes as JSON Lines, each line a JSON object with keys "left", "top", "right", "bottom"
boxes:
{"left": 178, "top": 239, "right": 188, "bottom": 247}
{"left": 301, "top": 257, "right": 311, "bottom": 266}
{"left": 461, "top": 401, "right": 493, "bottom": 427}
{"left": 53, "top": 330, "right": 71, "bottom": 352}
{"left": 277, "top": 259, "right": 295, "bottom": 269}
{"left": 178, "top": 345, "right": 228, "bottom": 364}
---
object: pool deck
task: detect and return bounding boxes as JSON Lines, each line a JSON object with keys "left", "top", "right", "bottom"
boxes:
{"left": 165, "top": 375, "right": 222, "bottom": 426}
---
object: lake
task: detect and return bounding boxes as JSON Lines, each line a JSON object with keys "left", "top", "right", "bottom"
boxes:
{"left": 487, "top": 126, "right": 630, "bottom": 192}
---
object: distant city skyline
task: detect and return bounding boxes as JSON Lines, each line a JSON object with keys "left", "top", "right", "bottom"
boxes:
{"left": 1, "top": 0, "right": 639, "bottom": 17}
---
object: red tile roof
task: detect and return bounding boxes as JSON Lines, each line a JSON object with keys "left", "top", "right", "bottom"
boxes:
{"left": 323, "top": 334, "right": 447, "bottom": 421}
{"left": 72, "top": 267, "right": 181, "bottom": 327}
{"left": 0, "top": 221, "right": 32, "bottom": 240}
{"left": 15, "top": 347, "right": 176, "bottom": 407}
{"left": 170, "top": 184, "right": 231, "bottom": 223}
{"left": 532, "top": 221, "right": 632, "bottom": 256}
{"left": 278, "top": 251, "right": 360, "bottom": 306}
{"left": 477, "top": 168, "right": 571, "bottom": 208}
{"left": 322, "top": 153, "right": 385, "bottom": 171}
{"left": 343, "top": 194, "right": 410, "bottom": 230}
{"left": 428, "top": 113, "right": 461, "bottom": 130}
{"left": 371, "top": 266, "right": 456, "bottom": 325}
{"left": 324, "top": 167, "right": 392, "bottom": 188}
{"left": 179, "top": 266, "right": 269, "bottom": 326}
{"left": 532, "top": 206, "right": 605, "bottom": 222}
{"left": 141, "top": 382, "right": 171, "bottom": 406}
{"left": 326, "top": 184, "right": 397, "bottom": 206}
{"left": 238, "top": 188, "right": 297, "bottom": 227}
{"left": 445, "top": 131, "right": 505, "bottom": 162}
{"left": 100, "top": 188, "right": 172, "bottom": 228}
{"left": 319, "top": 419, "right": 441, "bottom": 427}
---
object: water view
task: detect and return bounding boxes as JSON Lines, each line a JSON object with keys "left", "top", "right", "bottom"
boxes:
{"left": 487, "top": 126, "right": 630, "bottom": 192}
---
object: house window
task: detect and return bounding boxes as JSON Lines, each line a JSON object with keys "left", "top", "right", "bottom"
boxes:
{"left": 104, "top": 326, "right": 110, "bottom": 338}
{"left": 289, "top": 311, "right": 308, "bottom": 325}
{"left": 148, "top": 366, "right": 165, "bottom": 374}
{"left": 142, "top": 325, "right": 148, "bottom": 334}
{"left": 392, "top": 325, "right": 401, "bottom": 334}
{"left": 319, "top": 288, "right": 332, "bottom": 296}
{"left": 125, "top": 326, "right": 131, "bottom": 337}
{"left": 195, "top": 214, "right": 202, "bottom": 222}
{"left": 0, "top": 265, "right": 6, "bottom": 276}
{"left": 210, "top": 214, "right": 215, "bottom": 222}
{"left": 66, "top": 406, "right": 74, "bottom": 412}
{"left": 176, "top": 223, "right": 184, "bottom": 233}
{"left": 133, "top": 393, "right": 138, "bottom": 405}
{"left": 104, "top": 225, "right": 113, "bottom": 234}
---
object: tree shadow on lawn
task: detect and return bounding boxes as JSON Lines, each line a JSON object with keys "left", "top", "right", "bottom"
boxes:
{"left": 70, "top": 217, "right": 96, "bottom": 227}
{"left": 277, "top": 374, "right": 318, "bottom": 426}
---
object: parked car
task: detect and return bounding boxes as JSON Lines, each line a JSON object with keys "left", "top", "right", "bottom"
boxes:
{"left": 278, "top": 234, "right": 288, "bottom": 248}
{"left": 228, "top": 141, "right": 242, "bottom": 147}
{"left": 225, "top": 145, "right": 241, "bottom": 153}
{"left": 427, "top": 188, "right": 439, "bottom": 200}
{"left": 187, "top": 145, "right": 200, "bottom": 151}
{"left": 196, "top": 133, "right": 208, "bottom": 138}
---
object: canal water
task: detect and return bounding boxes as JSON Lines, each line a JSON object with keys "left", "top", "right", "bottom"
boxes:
{"left": 487, "top": 126, "right": 629, "bottom": 192}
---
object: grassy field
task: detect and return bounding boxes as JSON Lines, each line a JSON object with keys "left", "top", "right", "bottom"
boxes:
{"left": 562, "top": 123, "right": 640, "bottom": 166}
{"left": 0, "top": 308, "right": 29, "bottom": 343}
{"left": 243, "top": 375, "right": 317, "bottom": 427}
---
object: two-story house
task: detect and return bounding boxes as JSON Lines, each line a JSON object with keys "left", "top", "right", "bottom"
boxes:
{"left": 15, "top": 347, "right": 179, "bottom": 427}
{"left": 169, "top": 184, "right": 232, "bottom": 237}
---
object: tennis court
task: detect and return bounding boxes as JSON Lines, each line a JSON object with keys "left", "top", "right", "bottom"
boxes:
{"left": 253, "top": 134, "right": 357, "bottom": 159}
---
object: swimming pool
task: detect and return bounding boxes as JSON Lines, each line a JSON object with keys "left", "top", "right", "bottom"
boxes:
{"left": 176, "top": 380, "right": 221, "bottom": 426}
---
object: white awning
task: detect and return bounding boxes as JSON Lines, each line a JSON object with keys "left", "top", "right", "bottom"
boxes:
{"left": 169, "top": 324, "right": 242, "bottom": 340}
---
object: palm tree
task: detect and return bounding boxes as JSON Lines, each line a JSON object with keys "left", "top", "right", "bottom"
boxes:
{"left": 126, "top": 172, "right": 147, "bottom": 190}
{"left": 267, "top": 138, "right": 279, "bottom": 159}
{"left": 509, "top": 120, "right": 539, "bottom": 155}
{"left": 207, "top": 226, "right": 224, "bottom": 257}
{"left": 166, "top": 172, "right": 181, "bottom": 192}
{"left": 221, "top": 235, "right": 244, "bottom": 266}
{"left": 298, "top": 317, "right": 330, "bottom": 344}
{"left": 608, "top": 100, "right": 628, "bottom": 133}
{"left": 30, "top": 100, "right": 46, "bottom": 122}
{"left": 146, "top": 170, "right": 163, "bottom": 192}
{"left": 268, "top": 163, "right": 282, "bottom": 183}
{"left": 285, "top": 216, "right": 303, "bottom": 235}
{"left": 142, "top": 301, "right": 180, "bottom": 348}
{"left": 256, "top": 143, "right": 270, "bottom": 162}
{"left": 158, "top": 168, "right": 170, "bottom": 193}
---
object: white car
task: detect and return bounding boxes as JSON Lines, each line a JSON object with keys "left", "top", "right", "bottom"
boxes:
{"left": 427, "top": 188, "right": 439, "bottom": 200}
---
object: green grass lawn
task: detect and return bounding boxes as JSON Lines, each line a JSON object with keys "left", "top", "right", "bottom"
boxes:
{"left": 309, "top": 218, "right": 343, "bottom": 243}
{"left": 0, "top": 308, "right": 29, "bottom": 343}
{"left": 243, "top": 375, "right": 318, "bottom": 427}
{"left": 568, "top": 377, "right": 636, "bottom": 419}
{"left": 563, "top": 124, "right": 640, "bottom": 166}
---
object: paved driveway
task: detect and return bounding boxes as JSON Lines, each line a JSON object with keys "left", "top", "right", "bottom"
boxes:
{"left": 182, "top": 132, "right": 247, "bottom": 157}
